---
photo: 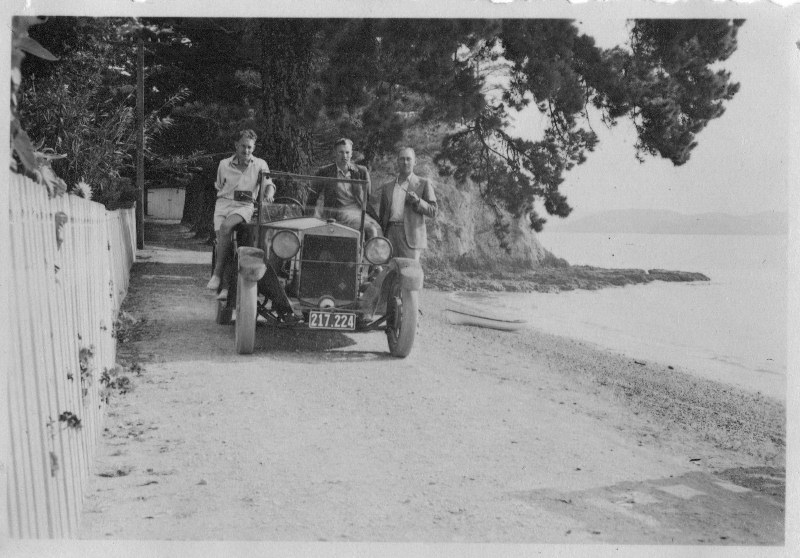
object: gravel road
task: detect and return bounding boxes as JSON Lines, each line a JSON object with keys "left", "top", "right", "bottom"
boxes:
{"left": 77, "top": 225, "right": 784, "bottom": 545}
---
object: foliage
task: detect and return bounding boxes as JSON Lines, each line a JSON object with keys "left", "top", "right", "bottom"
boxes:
{"left": 10, "top": 16, "right": 62, "bottom": 194}
{"left": 16, "top": 17, "right": 742, "bottom": 232}
{"left": 99, "top": 364, "right": 133, "bottom": 405}
{"left": 623, "top": 19, "right": 743, "bottom": 164}
{"left": 257, "top": 19, "right": 742, "bottom": 237}
{"left": 58, "top": 411, "right": 82, "bottom": 429}
{"left": 17, "top": 17, "right": 200, "bottom": 207}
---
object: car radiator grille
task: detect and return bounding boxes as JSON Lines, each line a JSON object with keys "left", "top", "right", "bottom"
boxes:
{"left": 299, "top": 235, "right": 358, "bottom": 301}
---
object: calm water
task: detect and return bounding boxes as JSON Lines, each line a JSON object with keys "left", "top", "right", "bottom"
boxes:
{"left": 463, "top": 233, "right": 788, "bottom": 399}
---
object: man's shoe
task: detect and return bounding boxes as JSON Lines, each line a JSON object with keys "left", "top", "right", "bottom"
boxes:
{"left": 279, "top": 313, "right": 301, "bottom": 324}
{"left": 367, "top": 265, "right": 383, "bottom": 280}
{"left": 216, "top": 289, "right": 228, "bottom": 300}
{"left": 206, "top": 275, "right": 221, "bottom": 290}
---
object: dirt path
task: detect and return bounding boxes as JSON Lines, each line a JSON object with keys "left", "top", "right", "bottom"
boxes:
{"left": 77, "top": 223, "right": 784, "bottom": 544}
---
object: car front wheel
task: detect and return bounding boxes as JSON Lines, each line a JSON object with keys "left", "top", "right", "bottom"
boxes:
{"left": 235, "top": 274, "right": 258, "bottom": 354}
{"left": 386, "top": 279, "right": 417, "bottom": 358}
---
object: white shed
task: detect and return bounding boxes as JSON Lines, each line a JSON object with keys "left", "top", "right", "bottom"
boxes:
{"left": 146, "top": 187, "right": 185, "bottom": 220}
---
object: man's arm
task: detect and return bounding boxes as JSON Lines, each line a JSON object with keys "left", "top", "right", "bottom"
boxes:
{"left": 408, "top": 179, "right": 437, "bottom": 219}
{"left": 214, "top": 161, "right": 224, "bottom": 194}
{"left": 260, "top": 162, "right": 276, "bottom": 203}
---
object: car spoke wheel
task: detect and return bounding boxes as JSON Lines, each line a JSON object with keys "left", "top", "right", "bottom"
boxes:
{"left": 235, "top": 274, "right": 258, "bottom": 354}
{"left": 386, "top": 279, "right": 417, "bottom": 358}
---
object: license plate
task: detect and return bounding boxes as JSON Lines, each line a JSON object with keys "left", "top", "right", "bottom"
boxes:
{"left": 308, "top": 310, "right": 356, "bottom": 330}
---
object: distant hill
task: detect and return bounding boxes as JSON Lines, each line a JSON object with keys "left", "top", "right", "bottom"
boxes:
{"left": 545, "top": 209, "right": 788, "bottom": 235}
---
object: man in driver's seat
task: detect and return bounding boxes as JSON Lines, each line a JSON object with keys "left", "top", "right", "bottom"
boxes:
{"left": 307, "top": 138, "right": 381, "bottom": 239}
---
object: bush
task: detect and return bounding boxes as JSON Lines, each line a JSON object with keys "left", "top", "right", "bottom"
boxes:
{"left": 540, "top": 249, "right": 570, "bottom": 268}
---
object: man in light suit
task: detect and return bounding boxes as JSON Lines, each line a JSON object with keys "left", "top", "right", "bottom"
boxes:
{"left": 379, "top": 147, "right": 437, "bottom": 260}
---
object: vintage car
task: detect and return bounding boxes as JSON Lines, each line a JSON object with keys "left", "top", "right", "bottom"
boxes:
{"left": 213, "top": 171, "right": 422, "bottom": 357}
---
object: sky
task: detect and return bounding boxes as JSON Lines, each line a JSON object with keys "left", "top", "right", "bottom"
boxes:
{"left": 3, "top": 1, "right": 797, "bottom": 223}
{"left": 509, "top": 13, "right": 796, "bottom": 219}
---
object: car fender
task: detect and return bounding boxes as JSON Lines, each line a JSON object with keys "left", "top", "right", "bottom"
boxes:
{"left": 359, "top": 257, "right": 423, "bottom": 316}
{"left": 237, "top": 246, "right": 267, "bottom": 283}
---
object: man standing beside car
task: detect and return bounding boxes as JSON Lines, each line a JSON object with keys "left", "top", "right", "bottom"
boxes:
{"left": 308, "top": 138, "right": 381, "bottom": 240}
{"left": 379, "top": 147, "right": 437, "bottom": 260}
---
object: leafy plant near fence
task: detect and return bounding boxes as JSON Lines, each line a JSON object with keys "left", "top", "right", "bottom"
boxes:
{"left": 11, "top": 17, "right": 63, "bottom": 195}
{"left": 14, "top": 17, "right": 201, "bottom": 207}
{"left": 99, "top": 364, "right": 135, "bottom": 405}
{"left": 78, "top": 345, "right": 95, "bottom": 400}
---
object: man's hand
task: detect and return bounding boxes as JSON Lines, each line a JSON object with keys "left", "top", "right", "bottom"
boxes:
{"left": 264, "top": 183, "right": 276, "bottom": 203}
{"left": 406, "top": 190, "right": 420, "bottom": 205}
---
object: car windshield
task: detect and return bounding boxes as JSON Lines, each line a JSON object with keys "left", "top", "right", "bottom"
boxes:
{"left": 259, "top": 200, "right": 312, "bottom": 223}
{"left": 258, "top": 172, "right": 375, "bottom": 231}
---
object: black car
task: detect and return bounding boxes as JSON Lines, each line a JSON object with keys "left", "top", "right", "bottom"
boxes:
{"left": 214, "top": 171, "right": 421, "bottom": 357}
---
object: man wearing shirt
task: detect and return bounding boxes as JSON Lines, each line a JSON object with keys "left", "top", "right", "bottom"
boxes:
{"left": 379, "top": 147, "right": 437, "bottom": 260}
{"left": 308, "top": 138, "right": 381, "bottom": 239}
{"left": 206, "top": 129, "right": 275, "bottom": 297}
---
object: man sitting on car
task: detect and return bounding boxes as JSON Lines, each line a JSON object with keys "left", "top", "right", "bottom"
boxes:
{"left": 206, "top": 129, "right": 275, "bottom": 300}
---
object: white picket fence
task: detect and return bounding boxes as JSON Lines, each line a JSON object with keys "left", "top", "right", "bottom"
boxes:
{"left": 5, "top": 173, "right": 136, "bottom": 538}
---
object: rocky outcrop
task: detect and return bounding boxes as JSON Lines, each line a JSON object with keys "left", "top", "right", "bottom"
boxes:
{"left": 367, "top": 155, "right": 713, "bottom": 293}
{"left": 369, "top": 156, "right": 547, "bottom": 267}
{"left": 425, "top": 265, "right": 712, "bottom": 293}
{"left": 647, "top": 269, "right": 710, "bottom": 282}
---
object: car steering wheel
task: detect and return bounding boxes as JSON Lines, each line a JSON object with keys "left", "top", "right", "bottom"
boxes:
{"left": 271, "top": 196, "right": 304, "bottom": 212}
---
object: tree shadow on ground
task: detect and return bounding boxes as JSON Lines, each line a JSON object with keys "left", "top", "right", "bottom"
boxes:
{"left": 117, "top": 261, "right": 397, "bottom": 364}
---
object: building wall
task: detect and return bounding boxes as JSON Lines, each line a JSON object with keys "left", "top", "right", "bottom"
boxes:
{"left": 146, "top": 188, "right": 185, "bottom": 220}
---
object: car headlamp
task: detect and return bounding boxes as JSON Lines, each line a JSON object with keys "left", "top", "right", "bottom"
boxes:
{"left": 364, "top": 237, "right": 392, "bottom": 265}
{"left": 271, "top": 230, "right": 300, "bottom": 259}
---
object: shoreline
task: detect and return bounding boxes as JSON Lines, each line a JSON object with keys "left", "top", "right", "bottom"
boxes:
{"left": 445, "top": 285, "right": 786, "bottom": 401}
{"left": 423, "top": 259, "right": 785, "bottom": 400}
{"left": 422, "top": 289, "right": 785, "bottom": 468}
{"left": 423, "top": 261, "right": 710, "bottom": 293}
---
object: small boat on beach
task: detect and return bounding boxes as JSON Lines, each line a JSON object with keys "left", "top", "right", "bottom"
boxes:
{"left": 444, "top": 308, "right": 528, "bottom": 331}
{"left": 444, "top": 292, "right": 529, "bottom": 331}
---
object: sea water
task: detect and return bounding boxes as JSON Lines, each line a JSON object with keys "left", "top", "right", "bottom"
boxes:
{"left": 477, "top": 233, "right": 788, "bottom": 399}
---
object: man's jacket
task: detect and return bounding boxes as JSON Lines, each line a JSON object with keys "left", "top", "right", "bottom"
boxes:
{"left": 308, "top": 162, "right": 371, "bottom": 213}
{"left": 379, "top": 173, "right": 437, "bottom": 250}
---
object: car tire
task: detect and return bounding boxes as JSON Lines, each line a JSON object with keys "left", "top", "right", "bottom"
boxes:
{"left": 386, "top": 279, "right": 417, "bottom": 358}
{"left": 235, "top": 274, "right": 258, "bottom": 354}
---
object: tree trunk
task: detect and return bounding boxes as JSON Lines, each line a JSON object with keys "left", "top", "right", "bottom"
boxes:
{"left": 181, "top": 179, "right": 201, "bottom": 225}
{"left": 259, "top": 20, "right": 317, "bottom": 175}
